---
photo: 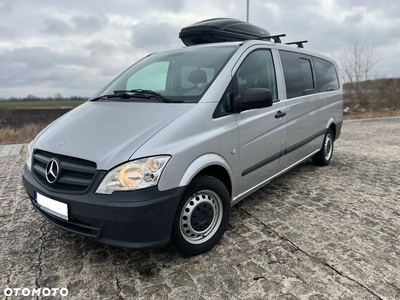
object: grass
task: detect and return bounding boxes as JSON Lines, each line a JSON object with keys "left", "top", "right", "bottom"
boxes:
{"left": 0, "top": 100, "right": 85, "bottom": 109}
{"left": 0, "top": 124, "right": 47, "bottom": 145}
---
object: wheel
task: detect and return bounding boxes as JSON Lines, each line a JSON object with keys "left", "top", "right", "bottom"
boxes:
{"left": 312, "top": 128, "right": 334, "bottom": 166}
{"left": 171, "top": 176, "right": 230, "bottom": 257}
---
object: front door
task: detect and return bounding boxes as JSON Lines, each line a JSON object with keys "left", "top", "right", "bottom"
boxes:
{"left": 234, "top": 49, "right": 287, "bottom": 196}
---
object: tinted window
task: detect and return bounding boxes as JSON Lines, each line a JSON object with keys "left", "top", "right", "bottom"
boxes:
{"left": 299, "top": 58, "right": 314, "bottom": 90}
{"left": 279, "top": 51, "right": 303, "bottom": 99}
{"left": 313, "top": 57, "right": 340, "bottom": 92}
{"left": 236, "top": 50, "right": 277, "bottom": 99}
{"left": 214, "top": 49, "right": 277, "bottom": 117}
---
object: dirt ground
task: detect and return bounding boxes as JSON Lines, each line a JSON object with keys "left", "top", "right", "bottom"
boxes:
{"left": 0, "top": 117, "right": 399, "bottom": 299}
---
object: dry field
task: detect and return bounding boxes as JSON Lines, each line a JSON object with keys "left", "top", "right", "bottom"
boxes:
{"left": 1, "top": 106, "right": 399, "bottom": 145}
{"left": 0, "top": 108, "right": 70, "bottom": 145}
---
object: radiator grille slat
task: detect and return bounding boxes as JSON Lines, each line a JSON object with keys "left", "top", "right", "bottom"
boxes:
{"left": 32, "top": 150, "right": 97, "bottom": 192}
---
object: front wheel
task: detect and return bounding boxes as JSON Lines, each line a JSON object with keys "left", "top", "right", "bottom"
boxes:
{"left": 312, "top": 128, "right": 334, "bottom": 166}
{"left": 171, "top": 176, "right": 230, "bottom": 257}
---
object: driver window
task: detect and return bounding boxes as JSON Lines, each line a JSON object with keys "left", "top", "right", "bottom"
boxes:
{"left": 235, "top": 50, "right": 277, "bottom": 100}
{"left": 214, "top": 49, "right": 278, "bottom": 118}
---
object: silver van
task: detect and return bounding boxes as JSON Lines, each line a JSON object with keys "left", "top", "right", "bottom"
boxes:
{"left": 22, "top": 19, "right": 343, "bottom": 256}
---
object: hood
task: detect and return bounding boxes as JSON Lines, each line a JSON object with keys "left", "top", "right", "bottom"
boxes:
{"left": 34, "top": 101, "right": 195, "bottom": 170}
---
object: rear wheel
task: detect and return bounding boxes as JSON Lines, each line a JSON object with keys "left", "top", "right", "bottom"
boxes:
{"left": 171, "top": 176, "right": 230, "bottom": 257}
{"left": 312, "top": 128, "right": 334, "bottom": 166}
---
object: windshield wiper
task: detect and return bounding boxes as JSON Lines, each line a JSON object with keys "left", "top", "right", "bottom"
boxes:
{"left": 114, "top": 89, "right": 173, "bottom": 103}
{"left": 90, "top": 93, "right": 149, "bottom": 102}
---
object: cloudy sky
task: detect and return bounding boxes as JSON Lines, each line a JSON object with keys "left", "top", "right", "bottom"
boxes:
{"left": 1, "top": 0, "right": 399, "bottom": 98}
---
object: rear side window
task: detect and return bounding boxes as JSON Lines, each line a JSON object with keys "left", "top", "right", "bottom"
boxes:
{"left": 299, "top": 58, "right": 314, "bottom": 91}
{"left": 279, "top": 51, "right": 303, "bottom": 99}
{"left": 313, "top": 57, "right": 340, "bottom": 92}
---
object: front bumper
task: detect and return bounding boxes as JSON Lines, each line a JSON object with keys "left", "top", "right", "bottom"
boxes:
{"left": 22, "top": 166, "right": 185, "bottom": 248}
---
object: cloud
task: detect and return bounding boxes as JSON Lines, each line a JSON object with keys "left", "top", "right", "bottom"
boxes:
{"left": 42, "top": 14, "right": 109, "bottom": 36}
{"left": 86, "top": 40, "right": 116, "bottom": 55}
{"left": 1, "top": 0, "right": 400, "bottom": 97}
{"left": 344, "top": 11, "right": 365, "bottom": 25}
{"left": 43, "top": 17, "right": 73, "bottom": 36}
{"left": 0, "top": 2, "right": 12, "bottom": 16}
{"left": 151, "top": 0, "right": 185, "bottom": 12}
{"left": 71, "top": 13, "right": 109, "bottom": 34}
{"left": 0, "top": 26, "right": 15, "bottom": 39}
{"left": 0, "top": 46, "right": 97, "bottom": 70}
{"left": 0, "top": 46, "right": 111, "bottom": 97}
{"left": 131, "top": 22, "right": 182, "bottom": 51}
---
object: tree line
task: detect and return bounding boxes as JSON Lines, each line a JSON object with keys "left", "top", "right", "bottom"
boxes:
{"left": 0, "top": 94, "right": 89, "bottom": 102}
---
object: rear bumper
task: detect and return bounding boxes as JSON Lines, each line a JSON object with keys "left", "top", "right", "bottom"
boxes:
{"left": 22, "top": 166, "right": 185, "bottom": 248}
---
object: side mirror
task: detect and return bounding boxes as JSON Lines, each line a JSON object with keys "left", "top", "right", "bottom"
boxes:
{"left": 234, "top": 88, "right": 273, "bottom": 113}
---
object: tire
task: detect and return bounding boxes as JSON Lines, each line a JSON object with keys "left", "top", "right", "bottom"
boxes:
{"left": 312, "top": 128, "right": 334, "bottom": 166}
{"left": 170, "top": 176, "right": 231, "bottom": 257}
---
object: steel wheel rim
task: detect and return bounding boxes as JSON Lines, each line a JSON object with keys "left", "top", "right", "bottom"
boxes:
{"left": 179, "top": 190, "right": 223, "bottom": 245}
{"left": 324, "top": 134, "right": 333, "bottom": 161}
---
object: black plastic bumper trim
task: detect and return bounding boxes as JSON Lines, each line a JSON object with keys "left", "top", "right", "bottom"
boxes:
{"left": 22, "top": 166, "right": 186, "bottom": 249}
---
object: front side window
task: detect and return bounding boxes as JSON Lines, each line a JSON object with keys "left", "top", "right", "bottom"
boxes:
{"left": 96, "top": 46, "right": 239, "bottom": 103}
{"left": 214, "top": 49, "right": 277, "bottom": 117}
{"left": 236, "top": 50, "right": 278, "bottom": 99}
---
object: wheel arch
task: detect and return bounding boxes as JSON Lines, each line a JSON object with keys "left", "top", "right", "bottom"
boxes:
{"left": 178, "top": 154, "right": 234, "bottom": 198}
{"left": 325, "top": 117, "right": 337, "bottom": 139}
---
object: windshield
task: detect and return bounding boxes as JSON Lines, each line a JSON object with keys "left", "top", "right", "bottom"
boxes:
{"left": 96, "top": 45, "right": 239, "bottom": 103}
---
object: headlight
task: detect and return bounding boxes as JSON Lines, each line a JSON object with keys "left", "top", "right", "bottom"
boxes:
{"left": 96, "top": 156, "right": 171, "bottom": 194}
{"left": 26, "top": 141, "right": 34, "bottom": 171}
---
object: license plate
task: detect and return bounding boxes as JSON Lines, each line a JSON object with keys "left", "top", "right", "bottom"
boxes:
{"left": 34, "top": 191, "right": 68, "bottom": 221}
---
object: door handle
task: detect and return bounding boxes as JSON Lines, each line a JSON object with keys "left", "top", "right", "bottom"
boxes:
{"left": 275, "top": 111, "right": 286, "bottom": 118}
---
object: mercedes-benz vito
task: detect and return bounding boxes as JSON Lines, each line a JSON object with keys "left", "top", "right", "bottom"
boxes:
{"left": 22, "top": 19, "right": 343, "bottom": 256}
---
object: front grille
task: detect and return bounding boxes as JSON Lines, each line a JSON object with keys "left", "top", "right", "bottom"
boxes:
{"left": 32, "top": 149, "right": 97, "bottom": 192}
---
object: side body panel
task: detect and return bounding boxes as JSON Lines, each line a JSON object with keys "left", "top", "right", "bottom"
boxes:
{"left": 276, "top": 49, "right": 343, "bottom": 171}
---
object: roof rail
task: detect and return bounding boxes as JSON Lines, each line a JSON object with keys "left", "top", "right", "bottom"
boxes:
{"left": 256, "top": 34, "right": 286, "bottom": 43}
{"left": 285, "top": 40, "right": 308, "bottom": 48}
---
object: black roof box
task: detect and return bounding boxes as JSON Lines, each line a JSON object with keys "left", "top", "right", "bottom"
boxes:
{"left": 179, "top": 18, "right": 271, "bottom": 46}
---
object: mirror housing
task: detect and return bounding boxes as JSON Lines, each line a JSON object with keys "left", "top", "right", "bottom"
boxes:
{"left": 234, "top": 88, "right": 273, "bottom": 113}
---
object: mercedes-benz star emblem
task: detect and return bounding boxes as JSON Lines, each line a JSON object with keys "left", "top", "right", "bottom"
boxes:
{"left": 45, "top": 159, "right": 60, "bottom": 184}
